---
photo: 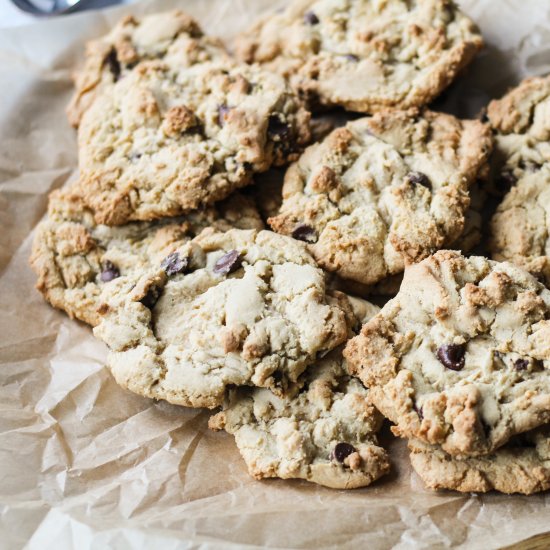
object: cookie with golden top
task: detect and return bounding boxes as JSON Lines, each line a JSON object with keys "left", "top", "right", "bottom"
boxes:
{"left": 93, "top": 228, "right": 350, "bottom": 408}
{"left": 490, "top": 167, "right": 550, "bottom": 287}
{"left": 73, "top": 12, "right": 310, "bottom": 226}
{"left": 236, "top": 0, "right": 483, "bottom": 112}
{"left": 269, "top": 109, "right": 492, "bottom": 285}
{"left": 344, "top": 250, "right": 550, "bottom": 457}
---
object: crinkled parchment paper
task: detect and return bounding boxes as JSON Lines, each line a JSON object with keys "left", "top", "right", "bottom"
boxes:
{"left": 1, "top": 1, "right": 550, "bottom": 548}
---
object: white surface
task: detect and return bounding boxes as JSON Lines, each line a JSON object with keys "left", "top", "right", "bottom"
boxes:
{"left": 0, "top": 0, "right": 128, "bottom": 27}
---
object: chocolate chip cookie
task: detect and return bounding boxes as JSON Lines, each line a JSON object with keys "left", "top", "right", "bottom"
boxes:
{"left": 344, "top": 250, "right": 550, "bottom": 457}
{"left": 487, "top": 75, "right": 550, "bottom": 195}
{"left": 93, "top": 229, "right": 350, "bottom": 408}
{"left": 236, "top": 0, "right": 483, "bottom": 112}
{"left": 209, "top": 296, "right": 390, "bottom": 489}
{"left": 409, "top": 427, "right": 550, "bottom": 494}
{"left": 489, "top": 166, "right": 550, "bottom": 287}
{"left": 30, "top": 187, "right": 263, "bottom": 326}
{"left": 74, "top": 17, "right": 310, "bottom": 226}
{"left": 269, "top": 109, "right": 492, "bottom": 285}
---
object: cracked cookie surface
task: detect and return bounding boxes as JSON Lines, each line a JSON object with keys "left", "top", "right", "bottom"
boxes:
{"left": 236, "top": 0, "right": 482, "bottom": 112}
{"left": 30, "top": 188, "right": 263, "bottom": 326}
{"left": 67, "top": 10, "right": 229, "bottom": 127}
{"left": 344, "top": 250, "right": 550, "bottom": 457}
{"left": 209, "top": 296, "right": 390, "bottom": 489}
{"left": 269, "top": 109, "right": 492, "bottom": 285}
{"left": 409, "top": 427, "right": 550, "bottom": 494}
{"left": 490, "top": 166, "right": 550, "bottom": 287}
{"left": 93, "top": 229, "right": 350, "bottom": 408}
{"left": 75, "top": 14, "right": 310, "bottom": 226}
{"left": 487, "top": 75, "right": 550, "bottom": 195}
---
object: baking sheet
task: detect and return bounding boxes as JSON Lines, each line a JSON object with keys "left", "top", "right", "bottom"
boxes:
{"left": 1, "top": 1, "right": 550, "bottom": 548}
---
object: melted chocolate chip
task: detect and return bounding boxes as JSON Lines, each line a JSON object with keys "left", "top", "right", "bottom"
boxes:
{"left": 105, "top": 48, "right": 121, "bottom": 81}
{"left": 304, "top": 10, "right": 319, "bottom": 25}
{"left": 267, "top": 115, "right": 290, "bottom": 140}
{"left": 496, "top": 170, "right": 517, "bottom": 193}
{"left": 291, "top": 223, "right": 318, "bottom": 243}
{"left": 161, "top": 252, "right": 188, "bottom": 277}
{"left": 406, "top": 171, "right": 431, "bottom": 188}
{"left": 218, "top": 104, "right": 231, "bottom": 127}
{"left": 100, "top": 261, "right": 120, "bottom": 282}
{"left": 514, "top": 358, "right": 529, "bottom": 371}
{"left": 140, "top": 286, "right": 162, "bottom": 309}
{"left": 413, "top": 403, "right": 424, "bottom": 421}
{"left": 333, "top": 442, "right": 356, "bottom": 463}
{"left": 213, "top": 250, "right": 242, "bottom": 275}
{"left": 344, "top": 54, "right": 359, "bottom": 62}
{"left": 436, "top": 344, "right": 466, "bottom": 371}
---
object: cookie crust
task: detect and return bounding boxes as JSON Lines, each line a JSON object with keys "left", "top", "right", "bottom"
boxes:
{"left": 30, "top": 188, "right": 263, "bottom": 326}
{"left": 409, "top": 427, "right": 550, "bottom": 494}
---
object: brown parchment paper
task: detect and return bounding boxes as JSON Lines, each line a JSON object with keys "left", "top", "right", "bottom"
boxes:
{"left": 1, "top": 1, "right": 550, "bottom": 548}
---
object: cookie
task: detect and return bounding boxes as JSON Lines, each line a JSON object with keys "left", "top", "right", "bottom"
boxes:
{"left": 236, "top": 0, "right": 483, "bottom": 113}
{"left": 344, "top": 250, "right": 550, "bottom": 457}
{"left": 487, "top": 75, "right": 550, "bottom": 195}
{"left": 75, "top": 22, "right": 310, "bottom": 226}
{"left": 409, "top": 427, "right": 550, "bottom": 494}
{"left": 30, "top": 188, "right": 263, "bottom": 326}
{"left": 209, "top": 296, "right": 390, "bottom": 489}
{"left": 489, "top": 167, "right": 550, "bottom": 287}
{"left": 269, "top": 109, "right": 492, "bottom": 285}
{"left": 67, "top": 11, "right": 229, "bottom": 127}
{"left": 93, "top": 229, "right": 350, "bottom": 408}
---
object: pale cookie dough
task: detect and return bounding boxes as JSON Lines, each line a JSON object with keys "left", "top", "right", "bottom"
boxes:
{"left": 30, "top": 188, "right": 263, "bottom": 326}
{"left": 409, "top": 427, "right": 550, "bottom": 494}
{"left": 209, "top": 297, "right": 391, "bottom": 489}
{"left": 269, "top": 109, "right": 492, "bottom": 285}
{"left": 93, "top": 229, "right": 350, "bottom": 408}
{"left": 67, "top": 11, "right": 229, "bottom": 127}
{"left": 487, "top": 75, "right": 550, "bottom": 194}
{"left": 75, "top": 21, "right": 310, "bottom": 226}
{"left": 490, "top": 167, "right": 550, "bottom": 286}
{"left": 236, "top": 0, "right": 483, "bottom": 112}
{"left": 344, "top": 250, "right": 550, "bottom": 457}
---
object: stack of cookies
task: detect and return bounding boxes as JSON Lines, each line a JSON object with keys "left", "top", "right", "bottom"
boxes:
{"left": 30, "top": 1, "right": 550, "bottom": 494}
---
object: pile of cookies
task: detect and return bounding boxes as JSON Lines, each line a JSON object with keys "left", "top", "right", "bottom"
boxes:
{"left": 30, "top": 1, "right": 550, "bottom": 494}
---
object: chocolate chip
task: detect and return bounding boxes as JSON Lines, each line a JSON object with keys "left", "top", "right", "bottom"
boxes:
{"left": 496, "top": 170, "right": 516, "bottom": 192}
{"left": 333, "top": 442, "right": 356, "bottom": 463}
{"left": 161, "top": 252, "right": 188, "bottom": 277}
{"left": 436, "top": 344, "right": 466, "bottom": 371}
{"left": 406, "top": 171, "right": 431, "bottom": 188}
{"left": 291, "top": 223, "right": 318, "bottom": 243}
{"left": 304, "top": 10, "right": 319, "bottom": 25}
{"left": 140, "top": 286, "right": 162, "bottom": 309}
{"left": 413, "top": 403, "right": 424, "bottom": 421}
{"left": 344, "top": 54, "right": 359, "bottom": 62}
{"left": 105, "top": 48, "right": 121, "bottom": 81}
{"left": 267, "top": 115, "right": 290, "bottom": 141}
{"left": 100, "top": 261, "right": 120, "bottom": 282}
{"left": 514, "top": 358, "right": 529, "bottom": 371}
{"left": 213, "top": 250, "right": 242, "bottom": 275}
{"left": 218, "top": 104, "right": 231, "bottom": 127}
